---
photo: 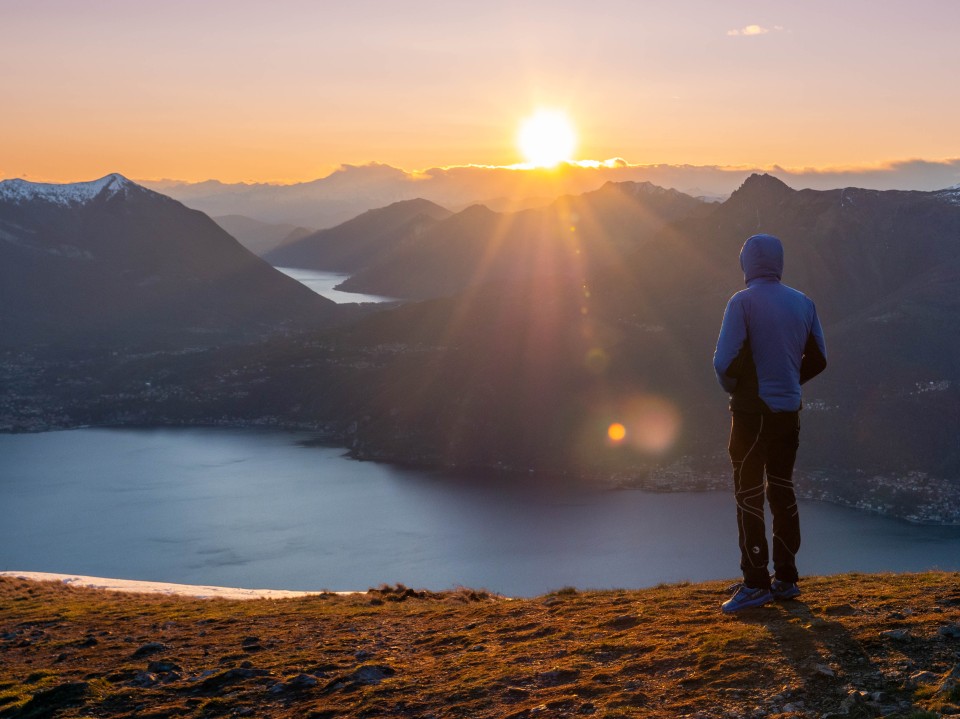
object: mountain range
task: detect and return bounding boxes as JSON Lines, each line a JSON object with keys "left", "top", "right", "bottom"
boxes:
{"left": 264, "top": 198, "right": 452, "bottom": 272}
{"left": 0, "top": 174, "right": 341, "bottom": 352}
{"left": 2, "top": 173, "right": 958, "bottom": 515}
{"left": 335, "top": 181, "right": 710, "bottom": 299}
{"left": 142, "top": 159, "right": 960, "bottom": 229}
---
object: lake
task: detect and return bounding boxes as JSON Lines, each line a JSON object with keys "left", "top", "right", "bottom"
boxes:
{"left": 1, "top": 428, "right": 959, "bottom": 597}
{"left": 275, "top": 266, "right": 395, "bottom": 304}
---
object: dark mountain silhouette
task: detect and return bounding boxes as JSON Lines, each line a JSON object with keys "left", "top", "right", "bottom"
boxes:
{"left": 337, "top": 181, "right": 709, "bottom": 299}
{"left": 0, "top": 174, "right": 339, "bottom": 351}
{"left": 264, "top": 198, "right": 451, "bottom": 271}
{"left": 212, "top": 215, "right": 313, "bottom": 256}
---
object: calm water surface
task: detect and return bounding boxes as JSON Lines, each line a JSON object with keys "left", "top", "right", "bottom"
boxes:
{"left": 275, "top": 266, "right": 395, "bottom": 304}
{"left": 1, "top": 428, "right": 958, "bottom": 596}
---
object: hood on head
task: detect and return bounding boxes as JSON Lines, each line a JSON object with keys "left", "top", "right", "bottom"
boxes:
{"left": 739, "top": 234, "right": 783, "bottom": 283}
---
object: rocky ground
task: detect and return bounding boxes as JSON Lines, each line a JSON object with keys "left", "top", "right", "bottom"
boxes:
{"left": 1, "top": 572, "right": 959, "bottom": 718}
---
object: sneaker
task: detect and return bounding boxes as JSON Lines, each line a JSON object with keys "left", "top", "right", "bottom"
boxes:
{"left": 771, "top": 579, "right": 801, "bottom": 600}
{"left": 721, "top": 583, "right": 773, "bottom": 613}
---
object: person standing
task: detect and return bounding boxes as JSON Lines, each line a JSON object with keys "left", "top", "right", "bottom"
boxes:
{"left": 713, "top": 234, "right": 827, "bottom": 613}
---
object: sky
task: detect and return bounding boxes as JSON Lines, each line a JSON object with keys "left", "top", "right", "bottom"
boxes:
{"left": 2, "top": 0, "right": 959, "bottom": 184}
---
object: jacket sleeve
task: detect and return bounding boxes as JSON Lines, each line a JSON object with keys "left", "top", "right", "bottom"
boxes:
{"left": 799, "top": 305, "right": 827, "bottom": 384}
{"left": 713, "top": 297, "right": 747, "bottom": 393}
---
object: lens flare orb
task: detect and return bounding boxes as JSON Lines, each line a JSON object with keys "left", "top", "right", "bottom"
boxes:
{"left": 607, "top": 422, "right": 627, "bottom": 443}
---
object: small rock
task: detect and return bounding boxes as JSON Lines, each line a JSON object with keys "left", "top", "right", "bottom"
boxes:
{"left": 824, "top": 603, "right": 857, "bottom": 616}
{"left": 147, "top": 660, "right": 183, "bottom": 674}
{"left": 782, "top": 702, "right": 804, "bottom": 712}
{"left": 578, "top": 702, "right": 596, "bottom": 715}
{"left": 241, "top": 636, "right": 263, "bottom": 651}
{"left": 349, "top": 664, "right": 394, "bottom": 685}
{"left": 286, "top": 673, "right": 319, "bottom": 690}
{"left": 910, "top": 670, "right": 938, "bottom": 685}
{"left": 131, "top": 672, "right": 159, "bottom": 687}
{"left": 538, "top": 668, "right": 580, "bottom": 686}
{"left": 188, "top": 670, "right": 216, "bottom": 683}
{"left": 936, "top": 668, "right": 960, "bottom": 697}
{"left": 880, "top": 628, "right": 911, "bottom": 640}
{"left": 602, "top": 614, "right": 639, "bottom": 630}
{"left": 938, "top": 624, "right": 960, "bottom": 639}
{"left": 504, "top": 687, "right": 531, "bottom": 701}
{"left": 131, "top": 642, "right": 169, "bottom": 658}
{"left": 354, "top": 649, "right": 372, "bottom": 660}
{"left": 839, "top": 690, "right": 874, "bottom": 717}
{"left": 198, "top": 667, "right": 271, "bottom": 692}
{"left": 811, "top": 663, "right": 836, "bottom": 677}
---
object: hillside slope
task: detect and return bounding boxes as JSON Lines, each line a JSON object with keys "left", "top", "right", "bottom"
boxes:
{"left": 263, "top": 198, "right": 452, "bottom": 272}
{"left": 1, "top": 572, "right": 959, "bottom": 718}
{"left": 0, "top": 174, "right": 338, "bottom": 351}
{"left": 338, "top": 181, "right": 708, "bottom": 299}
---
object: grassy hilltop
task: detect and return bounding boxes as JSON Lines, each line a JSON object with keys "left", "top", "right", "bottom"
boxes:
{"left": 2, "top": 573, "right": 959, "bottom": 719}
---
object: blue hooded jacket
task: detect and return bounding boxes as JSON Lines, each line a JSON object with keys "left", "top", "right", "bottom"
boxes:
{"left": 713, "top": 234, "right": 826, "bottom": 412}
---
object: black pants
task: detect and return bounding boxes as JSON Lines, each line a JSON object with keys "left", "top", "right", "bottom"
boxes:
{"left": 728, "top": 410, "right": 801, "bottom": 589}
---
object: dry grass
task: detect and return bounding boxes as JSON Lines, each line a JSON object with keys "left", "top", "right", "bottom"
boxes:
{"left": 2, "top": 573, "right": 959, "bottom": 718}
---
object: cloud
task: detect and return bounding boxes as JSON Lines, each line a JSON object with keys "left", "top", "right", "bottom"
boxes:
{"left": 727, "top": 24, "right": 773, "bottom": 36}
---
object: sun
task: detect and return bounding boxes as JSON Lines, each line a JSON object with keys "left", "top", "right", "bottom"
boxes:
{"left": 517, "top": 110, "right": 577, "bottom": 168}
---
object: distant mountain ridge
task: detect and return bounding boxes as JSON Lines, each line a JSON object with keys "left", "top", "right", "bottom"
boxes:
{"left": 0, "top": 174, "right": 339, "bottom": 351}
{"left": 140, "top": 159, "right": 960, "bottom": 228}
{"left": 264, "top": 198, "right": 452, "bottom": 272}
{"left": 335, "top": 181, "right": 709, "bottom": 299}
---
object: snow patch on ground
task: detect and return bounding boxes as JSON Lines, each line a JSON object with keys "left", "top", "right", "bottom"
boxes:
{"left": 0, "top": 571, "right": 357, "bottom": 600}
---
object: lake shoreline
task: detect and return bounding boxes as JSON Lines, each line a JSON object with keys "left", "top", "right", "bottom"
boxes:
{"left": 3, "top": 427, "right": 960, "bottom": 596}
{"left": 3, "top": 420, "right": 959, "bottom": 526}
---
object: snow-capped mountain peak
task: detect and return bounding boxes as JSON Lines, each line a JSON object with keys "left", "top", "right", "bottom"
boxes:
{"left": 0, "top": 173, "right": 136, "bottom": 206}
{"left": 936, "top": 184, "right": 960, "bottom": 205}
